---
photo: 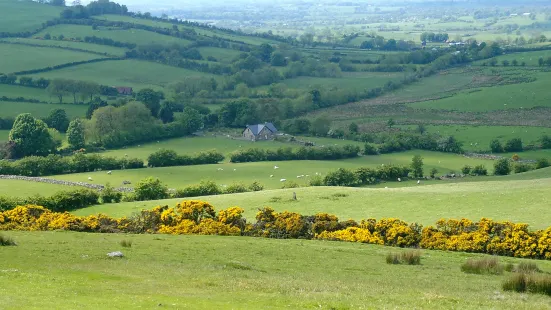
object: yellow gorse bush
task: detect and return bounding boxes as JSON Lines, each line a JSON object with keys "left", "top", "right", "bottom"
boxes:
{"left": 2, "top": 202, "right": 551, "bottom": 260}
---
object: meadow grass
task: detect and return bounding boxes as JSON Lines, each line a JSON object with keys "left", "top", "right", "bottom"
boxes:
{"left": 0, "top": 101, "right": 87, "bottom": 119}
{"left": 474, "top": 50, "right": 551, "bottom": 67}
{"left": 1, "top": 231, "right": 551, "bottom": 309}
{"left": 0, "top": 179, "right": 71, "bottom": 197}
{"left": 197, "top": 47, "right": 242, "bottom": 63}
{"left": 3, "top": 38, "right": 128, "bottom": 57}
{"left": 0, "top": 0, "right": 62, "bottom": 33}
{"left": 0, "top": 43, "right": 104, "bottom": 74}
{"left": 74, "top": 175, "right": 551, "bottom": 229}
{"left": 30, "top": 59, "right": 216, "bottom": 90}
{"left": 0, "top": 130, "right": 9, "bottom": 141}
{"left": 398, "top": 125, "right": 551, "bottom": 152}
{"left": 277, "top": 72, "right": 403, "bottom": 92}
{"left": 52, "top": 150, "right": 494, "bottom": 190}
{"left": 409, "top": 71, "right": 551, "bottom": 112}
{"left": 36, "top": 24, "right": 192, "bottom": 47}
{"left": 0, "top": 84, "right": 75, "bottom": 104}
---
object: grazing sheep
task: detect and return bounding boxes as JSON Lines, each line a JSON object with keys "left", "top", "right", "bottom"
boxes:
{"left": 217, "top": 168, "right": 224, "bottom": 171}
{"left": 233, "top": 169, "right": 236, "bottom": 171}
{"left": 397, "top": 178, "right": 401, "bottom": 182}
{"left": 270, "top": 175, "right": 274, "bottom": 178}
{"left": 88, "top": 177, "right": 93, "bottom": 181}
{"left": 417, "top": 180, "right": 421, "bottom": 184}
{"left": 280, "top": 179, "right": 286, "bottom": 182}
{"left": 297, "top": 175, "right": 302, "bottom": 178}
{"left": 107, "top": 171, "right": 112, "bottom": 175}
{"left": 274, "top": 166, "right": 279, "bottom": 169}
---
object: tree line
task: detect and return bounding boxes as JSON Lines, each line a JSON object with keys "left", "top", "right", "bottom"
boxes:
{"left": 229, "top": 145, "right": 361, "bottom": 163}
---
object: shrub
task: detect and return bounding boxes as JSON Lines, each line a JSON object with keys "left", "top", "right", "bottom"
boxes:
{"left": 461, "top": 165, "right": 472, "bottom": 175}
{"left": 490, "top": 139, "right": 503, "bottom": 153}
{"left": 512, "top": 153, "right": 520, "bottom": 162}
{"left": 45, "top": 188, "right": 100, "bottom": 212}
{"left": 503, "top": 273, "right": 527, "bottom": 292}
{"left": 429, "top": 168, "right": 438, "bottom": 178}
{"left": 513, "top": 163, "right": 534, "bottom": 174}
{"left": 363, "top": 143, "right": 379, "bottom": 155}
{"left": 323, "top": 168, "right": 358, "bottom": 186}
{"left": 494, "top": 159, "right": 511, "bottom": 176}
{"left": 309, "top": 175, "right": 324, "bottom": 186}
{"left": 281, "top": 181, "right": 300, "bottom": 189}
{"left": 176, "top": 180, "right": 222, "bottom": 198}
{"left": 410, "top": 155, "right": 424, "bottom": 178}
{"left": 460, "top": 257, "right": 504, "bottom": 275}
{"left": 471, "top": 165, "right": 488, "bottom": 176}
{"left": 536, "top": 158, "right": 550, "bottom": 169}
{"left": 248, "top": 181, "right": 264, "bottom": 192}
{"left": 134, "top": 177, "right": 169, "bottom": 201}
{"left": 386, "top": 251, "right": 421, "bottom": 265}
{"left": 504, "top": 138, "right": 523, "bottom": 152}
{"left": 230, "top": 145, "right": 360, "bottom": 163}
{"left": 0, "top": 234, "right": 16, "bottom": 246}
{"left": 541, "top": 135, "right": 551, "bottom": 149}
{"left": 119, "top": 239, "right": 133, "bottom": 248}
{"left": 101, "top": 183, "right": 122, "bottom": 203}
{"left": 515, "top": 262, "right": 541, "bottom": 274}
{"left": 225, "top": 183, "right": 248, "bottom": 194}
{"left": 147, "top": 149, "right": 224, "bottom": 167}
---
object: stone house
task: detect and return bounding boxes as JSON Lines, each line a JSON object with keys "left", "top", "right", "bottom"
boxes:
{"left": 243, "top": 122, "right": 278, "bottom": 141}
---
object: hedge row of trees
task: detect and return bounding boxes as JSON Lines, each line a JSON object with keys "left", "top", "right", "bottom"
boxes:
{"left": 320, "top": 165, "right": 412, "bottom": 187}
{"left": 0, "top": 188, "right": 100, "bottom": 212}
{"left": 147, "top": 149, "right": 225, "bottom": 167}
{"left": 12, "top": 58, "right": 119, "bottom": 76}
{"left": 0, "top": 153, "right": 143, "bottom": 176}
{"left": 229, "top": 145, "right": 361, "bottom": 163}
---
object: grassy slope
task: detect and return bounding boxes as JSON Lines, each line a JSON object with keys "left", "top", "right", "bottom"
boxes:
{"left": 1, "top": 231, "right": 550, "bottom": 309}
{"left": 0, "top": 43, "right": 104, "bottom": 73}
{"left": 0, "top": 179, "right": 73, "bottom": 197}
{"left": 0, "top": 0, "right": 61, "bottom": 33}
{"left": 75, "top": 174, "right": 551, "bottom": 229}
{"left": 399, "top": 125, "right": 551, "bottom": 152}
{"left": 0, "top": 84, "right": 74, "bottom": 103}
{"left": 278, "top": 72, "right": 403, "bottom": 92}
{"left": 36, "top": 24, "right": 192, "bottom": 47}
{"left": 0, "top": 101, "right": 87, "bottom": 119}
{"left": 29, "top": 59, "right": 215, "bottom": 90}
{"left": 197, "top": 47, "right": 242, "bottom": 63}
{"left": 3, "top": 38, "right": 128, "bottom": 57}
{"left": 52, "top": 150, "right": 494, "bottom": 190}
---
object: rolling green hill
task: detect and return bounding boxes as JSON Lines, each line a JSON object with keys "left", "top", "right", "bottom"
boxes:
{"left": 0, "top": 0, "right": 62, "bottom": 33}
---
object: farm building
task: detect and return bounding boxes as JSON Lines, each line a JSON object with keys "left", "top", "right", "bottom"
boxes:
{"left": 243, "top": 122, "right": 278, "bottom": 141}
{"left": 116, "top": 87, "right": 133, "bottom": 95}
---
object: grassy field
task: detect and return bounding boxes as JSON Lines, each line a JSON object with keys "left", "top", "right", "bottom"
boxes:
{"left": 0, "top": 101, "right": 87, "bottom": 119}
{"left": 3, "top": 231, "right": 549, "bottom": 309}
{"left": 29, "top": 59, "right": 215, "bottom": 90}
{"left": 197, "top": 47, "right": 242, "bottom": 63}
{"left": 0, "top": 179, "right": 71, "bottom": 197}
{"left": 75, "top": 172, "right": 551, "bottom": 229}
{"left": 52, "top": 150, "right": 494, "bottom": 190}
{"left": 0, "top": 84, "right": 75, "bottom": 103}
{"left": 398, "top": 125, "right": 551, "bottom": 152}
{"left": 278, "top": 72, "right": 403, "bottom": 92}
{"left": 0, "top": 43, "right": 104, "bottom": 74}
{"left": 475, "top": 50, "right": 551, "bottom": 67}
{"left": 0, "top": 0, "right": 61, "bottom": 33}
{"left": 409, "top": 71, "right": 551, "bottom": 112}
{"left": 2, "top": 38, "right": 128, "bottom": 57}
{"left": 97, "top": 135, "right": 365, "bottom": 160}
{"left": 36, "top": 24, "right": 192, "bottom": 47}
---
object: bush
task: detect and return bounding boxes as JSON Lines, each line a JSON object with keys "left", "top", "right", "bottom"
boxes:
{"left": 176, "top": 180, "right": 222, "bottom": 198}
{"left": 515, "top": 262, "right": 541, "bottom": 274}
{"left": 230, "top": 145, "right": 361, "bottom": 163}
{"left": 323, "top": 168, "right": 358, "bottom": 186}
{"left": 513, "top": 163, "right": 534, "bottom": 174}
{"left": 471, "top": 165, "right": 488, "bottom": 176}
{"left": 281, "top": 181, "right": 300, "bottom": 189}
{"left": 101, "top": 183, "right": 122, "bottom": 203}
{"left": 541, "top": 135, "right": 551, "bottom": 149}
{"left": 536, "top": 158, "right": 550, "bottom": 169}
{"left": 460, "top": 257, "right": 503, "bottom": 275}
{"left": 248, "top": 181, "right": 264, "bottom": 192}
{"left": 363, "top": 143, "right": 379, "bottom": 155}
{"left": 490, "top": 139, "right": 503, "bottom": 153}
{"left": 504, "top": 138, "right": 523, "bottom": 152}
{"left": 429, "top": 168, "right": 438, "bottom": 178}
{"left": 147, "top": 149, "right": 224, "bottom": 167}
{"left": 45, "top": 188, "right": 100, "bottom": 212}
{"left": 134, "top": 177, "right": 169, "bottom": 201}
{"left": 461, "top": 165, "right": 472, "bottom": 175}
{"left": 494, "top": 159, "right": 512, "bottom": 176}
{"left": 386, "top": 251, "right": 421, "bottom": 265}
{"left": 309, "top": 175, "right": 324, "bottom": 186}
{"left": 225, "top": 183, "right": 248, "bottom": 194}
{"left": 0, "top": 234, "right": 16, "bottom": 246}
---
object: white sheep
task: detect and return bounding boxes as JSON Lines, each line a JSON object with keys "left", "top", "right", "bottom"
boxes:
{"left": 274, "top": 166, "right": 279, "bottom": 169}
{"left": 233, "top": 169, "right": 237, "bottom": 171}
{"left": 88, "top": 177, "right": 93, "bottom": 181}
{"left": 280, "top": 179, "right": 286, "bottom": 182}
{"left": 107, "top": 171, "right": 112, "bottom": 175}
{"left": 297, "top": 175, "right": 302, "bottom": 178}
{"left": 270, "top": 175, "right": 274, "bottom": 178}
{"left": 217, "top": 168, "right": 224, "bottom": 171}
{"left": 417, "top": 180, "right": 421, "bottom": 184}
{"left": 397, "top": 178, "right": 401, "bottom": 182}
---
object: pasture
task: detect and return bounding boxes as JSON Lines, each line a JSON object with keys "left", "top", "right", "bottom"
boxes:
{"left": 0, "top": 179, "right": 69, "bottom": 197}
{"left": 0, "top": 84, "right": 72, "bottom": 103}
{"left": 0, "top": 43, "right": 104, "bottom": 74}
{"left": 0, "top": 130, "right": 9, "bottom": 141}
{"left": 36, "top": 24, "right": 192, "bottom": 47}
{"left": 0, "top": 101, "right": 87, "bottom": 119}
{"left": 278, "top": 72, "right": 404, "bottom": 92}
{"left": 76, "top": 174, "right": 551, "bottom": 229}
{"left": 0, "top": 0, "right": 61, "bottom": 33}
{"left": 3, "top": 38, "right": 128, "bottom": 57}
{"left": 399, "top": 125, "right": 551, "bottom": 152}
{"left": 29, "top": 59, "right": 215, "bottom": 90}
{"left": 197, "top": 47, "right": 242, "bottom": 63}
{"left": 52, "top": 150, "right": 494, "bottom": 190}
{"left": 3, "top": 232, "right": 549, "bottom": 309}
{"left": 475, "top": 50, "right": 551, "bottom": 67}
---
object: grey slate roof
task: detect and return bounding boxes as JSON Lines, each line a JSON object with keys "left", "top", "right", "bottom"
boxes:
{"left": 245, "top": 122, "right": 278, "bottom": 136}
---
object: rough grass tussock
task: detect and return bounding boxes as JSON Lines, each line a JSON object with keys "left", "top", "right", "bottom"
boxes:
{"left": 386, "top": 250, "right": 421, "bottom": 265}
{"left": 460, "top": 257, "right": 503, "bottom": 275}
{"left": 0, "top": 234, "right": 17, "bottom": 246}
{"left": 119, "top": 239, "right": 133, "bottom": 248}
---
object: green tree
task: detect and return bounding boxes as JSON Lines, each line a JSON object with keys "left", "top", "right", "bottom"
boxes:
{"left": 86, "top": 97, "right": 108, "bottom": 119}
{"left": 411, "top": 155, "right": 424, "bottom": 178}
{"left": 387, "top": 118, "right": 396, "bottom": 129}
{"left": 9, "top": 113, "right": 55, "bottom": 157}
{"left": 430, "top": 168, "right": 438, "bottom": 178}
{"left": 134, "top": 177, "right": 168, "bottom": 201}
{"left": 504, "top": 138, "right": 523, "bottom": 152}
{"left": 136, "top": 88, "right": 164, "bottom": 117}
{"left": 349, "top": 122, "right": 359, "bottom": 134}
{"left": 46, "top": 79, "right": 69, "bottom": 104}
{"left": 67, "top": 118, "right": 85, "bottom": 149}
{"left": 45, "top": 109, "right": 70, "bottom": 132}
{"left": 323, "top": 168, "right": 357, "bottom": 186}
{"left": 176, "top": 107, "right": 204, "bottom": 134}
{"left": 310, "top": 116, "right": 331, "bottom": 136}
{"left": 490, "top": 139, "right": 504, "bottom": 153}
{"left": 540, "top": 135, "right": 551, "bottom": 149}
{"left": 494, "top": 158, "right": 511, "bottom": 176}
{"left": 270, "top": 52, "right": 287, "bottom": 66}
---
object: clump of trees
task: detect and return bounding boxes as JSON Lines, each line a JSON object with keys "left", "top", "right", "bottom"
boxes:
{"left": 230, "top": 145, "right": 361, "bottom": 163}
{"left": 8, "top": 114, "right": 56, "bottom": 158}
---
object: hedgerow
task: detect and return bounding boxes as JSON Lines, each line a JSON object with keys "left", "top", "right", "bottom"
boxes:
{"left": 3, "top": 202, "right": 551, "bottom": 260}
{"left": 230, "top": 145, "right": 360, "bottom": 163}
